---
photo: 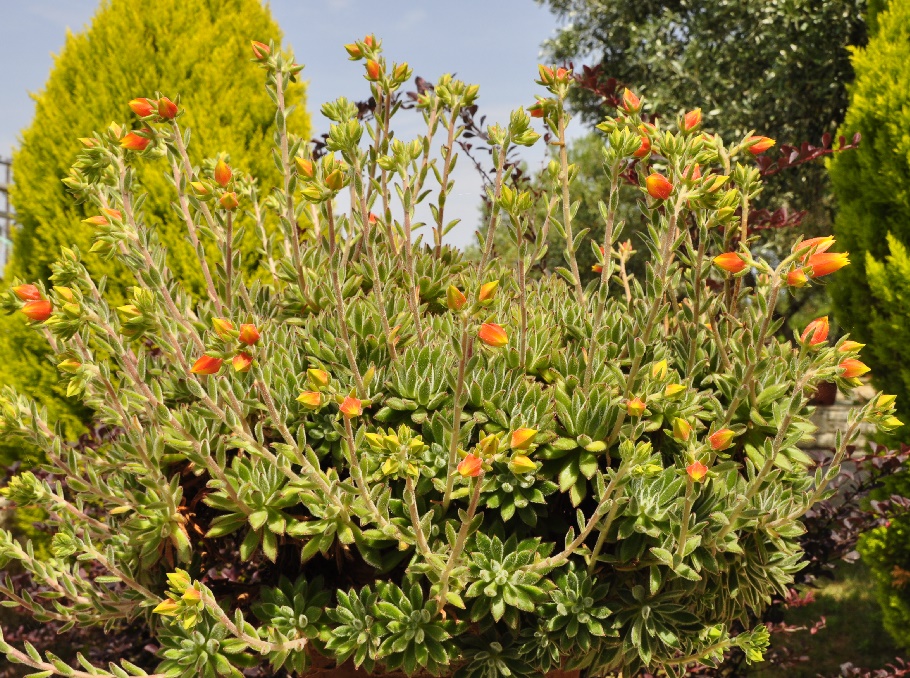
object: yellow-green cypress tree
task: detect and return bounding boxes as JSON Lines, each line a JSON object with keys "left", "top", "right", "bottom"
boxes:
{"left": 1, "top": 0, "right": 309, "bottom": 463}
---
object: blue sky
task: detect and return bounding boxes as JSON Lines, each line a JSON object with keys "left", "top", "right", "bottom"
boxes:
{"left": 0, "top": 0, "right": 586, "bottom": 248}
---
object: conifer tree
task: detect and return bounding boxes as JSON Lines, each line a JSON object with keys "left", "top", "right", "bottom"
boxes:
{"left": 1, "top": 0, "right": 309, "bottom": 461}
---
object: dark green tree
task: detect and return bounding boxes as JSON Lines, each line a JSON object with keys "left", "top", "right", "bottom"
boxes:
{"left": 538, "top": 0, "right": 868, "bottom": 219}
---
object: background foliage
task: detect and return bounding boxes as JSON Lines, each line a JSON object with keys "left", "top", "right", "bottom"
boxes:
{"left": 0, "top": 0, "right": 309, "bottom": 465}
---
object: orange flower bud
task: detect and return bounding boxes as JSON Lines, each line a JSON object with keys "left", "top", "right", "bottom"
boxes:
{"left": 838, "top": 340, "right": 865, "bottom": 353}
{"left": 746, "top": 135, "right": 775, "bottom": 155}
{"left": 478, "top": 323, "right": 508, "bottom": 348}
{"left": 839, "top": 359, "right": 870, "bottom": 379}
{"left": 363, "top": 35, "right": 375, "bottom": 47}
{"left": 457, "top": 453, "right": 483, "bottom": 478}
{"left": 393, "top": 63, "right": 410, "bottom": 81}
{"left": 296, "top": 391, "right": 323, "bottom": 409}
{"left": 713, "top": 252, "right": 747, "bottom": 274}
{"left": 807, "top": 252, "right": 850, "bottom": 278}
{"left": 238, "top": 324, "right": 260, "bottom": 345}
{"left": 190, "top": 355, "right": 223, "bottom": 375}
{"left": 219, "top": 192, "right": 239, "bottom": 211}
{"left": 683, "top": 108, "right": 702, "bottom": 131}
{"left": 537, "top": 64, "right": 555, "bottom": 84}
{"left": 251, "top": 41, "right": 270, "bottom": 60}
{"left": 478, "top": 280, "right": 499, "bottom": 302}
{"left": 344, "top": 43, "right": 363, "bottom": 59}
{"left": 446, "top": 285, "right": 467, "bottom": 311}
{"left": 157, "top": 97, "right": 178, "bottom": 120}
{"left": 626, "top": 397, "right": 646, "bottom": 417}
{"left": 673, "top": 418, "right": 692, "bottom": 441}
{"left": 510, "top": 428, "right": 538, "bottom": 450}
{"left": 787, "top": 268, "right": 809, "bottom": 288}
{"left": 633, "top": 134, "right": 651, "bottom": 158}
{"left": 307, "top": 368, "right": 331, "bottom": 389}
{"left": 664, "top": 383, "right": 686, "bottom": 399}
{"left": 621, "top": 88, "right": 641, "bottom": 113}
{"left": 214, "top": 159, "right": 232, "bottom": 188}
{"left": 795, "top": 236, "right": 835, "bottom": 260}
{"left": 646, "top": 173, "right": 673, "bottom": 200}
{"left": 211, "top": 317, "right": 234, "bottom": 340}
{"left": 684, "top": 163, "right": 701, "bottom": 180}
{"left": 528, "top": 102, "right": 545, "bottom": 118}
{"left": 508, "top": 454, "right": 537, "bottom": 475}
{"left": 120, "top": 132, "right": 150, "bottom": 151}
{"left": 21, "top": 300, "right": 52, "bottom": 322}
{"left": 686, "top": 460, "right": 709, "bottom": 482}
{"left": 325, "top": 169, "right": 346, "bottom": 191}
{"left": 800, "top": 316, "right": 829, "bottom": 346}
{"left": 82, "top": 215, "right": 108, "bottom": 226}
{"left": 190, "top": 181, "right": 211, "bottom": 196}
{"left": 232, "top": 352, "right": 253, "bottom": 372}
{"left": 128, "top": 98, "right": 155, "bottom": 117}
{"left": 295, "top": 157, "right": 315, "bottom": 178}
{"left": 708, "top": 428, "right": 735, "bottom": 451}
{"left": 13, "top": 284, "right": 42, "bottom": 301}
{"left": 340, "top": 396, "right": 362, "bottom": 418}
{"left": 365, "top": 60, "right": 381, "bottom": 81}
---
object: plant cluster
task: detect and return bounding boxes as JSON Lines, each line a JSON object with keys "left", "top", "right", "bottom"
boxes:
{"left": 0, "top": 36, "right": 899, "bottom": 677}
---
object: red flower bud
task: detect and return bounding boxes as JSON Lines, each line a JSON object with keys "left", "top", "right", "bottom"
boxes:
{"left": 478, "top": 323, "right": 508, "bottom": 348}
{"left": 214, "top": 159, "right": 232, "bottom": 188}
{"left": 839, "top": 359, "right": 870, "bottom": 379}
{"left": 528, "top": 102, "right": 545, "bottom": 118}
{"left": 190, "top": 355, "right": 222, "bottom": 375}
{"left": 713, "top": 252, "right": 747, "bottom": 274}
{"left": 708, "top": 428, "right": 735, "bottom": 451}
{"left": 457, "top": 453, "right": 483, "bottom": 478}
{"left": 13, "top": 284, "right": 42, "bottom": 301}
{"left": 340, "top": 396, "right": 363, "bottom": 418}
{"left": 746, "top": 135, "right": 775, "bottom": 155}
{"left": 219, "top": 192, "right": 239, "bottom": 211}
{"left": 251, "top": 41, "right": 270, "bottom": 60}
{"left": 232, "top": 352, "right": 253, "bottom": 372}
{"left": 238, "top": 324, "right": 260, "bottom": 345}
{"left": 365, "top": 60, "right": 381, "bottom": 81}
{"left": 646, "top": 173, "right": 673, "bottom": 200}
{"left": 120, "top": 132, "right": 150, "bottom": 151}
{"left": 621, "top": 88, "right": 641, "bottom": 113}
{"left": 157, "top": 97, "right": 178, "bottom": 120}
{"left": 128, "top": 98, "right": 155, "bottom": 117}
{"left": 800, "top": 316, "right": 829, "bottom": 346}
{"left": 683, "top": 108, "right": 702, "bottom": 131}
{"left": 21, "top": 300, "right": 52, "bottom": 322}
{"left": 807, "top": 252, "right": 850, "bottom": 278}
{"left": 633, "top": 134, "right": 651, "bottom": 158}
{"left": 686, "top": 460, "right": 709, "bottom": 482}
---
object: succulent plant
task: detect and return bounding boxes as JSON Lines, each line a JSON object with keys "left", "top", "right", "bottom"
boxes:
{"left": 0, "top": 35, "right": 898, "bottom": 678}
